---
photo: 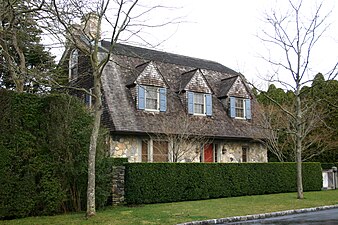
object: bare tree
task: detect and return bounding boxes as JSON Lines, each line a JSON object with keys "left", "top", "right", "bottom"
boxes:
{"left": 257, "top": 0, "right": 335, "bottom": 199}
{"left": 45, "top": 0, "right": 180, "bottom": 217}
{"left": 152, "top": 109, "right": 211, "bottom": 162}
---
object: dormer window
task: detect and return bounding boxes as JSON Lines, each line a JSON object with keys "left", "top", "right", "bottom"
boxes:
{"left": 187, "top": 91, "right": 212, "bottom": 116}
{"left": 230, "top": 97, "right": 251, "bottom": 120}
{"left": 138, "top": 85, "right": 166, "bottom": 112}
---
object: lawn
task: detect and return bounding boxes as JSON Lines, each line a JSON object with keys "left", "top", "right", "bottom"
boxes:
{"left": 2, "top": 190, "right": 338, "bottom": 225}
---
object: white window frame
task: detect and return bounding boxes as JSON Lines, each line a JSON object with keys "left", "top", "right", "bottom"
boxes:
{"left": 193, "top": 92, "right": 206, "bottom": 116}
{"left": 235, "top": 98, "right": 246, "bottom": 119}
{"left": 144, "top": 86, "right": 160, "bottom": 112}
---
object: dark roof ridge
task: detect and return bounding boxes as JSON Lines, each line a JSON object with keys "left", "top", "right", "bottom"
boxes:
{"left": 221, "top": 75, "right": 238, "bottom": 81}
{"left": 181, "top": 68, "right": 199, "bottom": 76}
{"left": 135, "top": 61, "right": 151, "bottom": 68}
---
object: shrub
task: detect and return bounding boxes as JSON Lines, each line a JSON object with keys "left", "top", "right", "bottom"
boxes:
{"left": 0, "top": 90, "right": 110, "bottom": 219}
{"left": 125, "top": 162, "right": 322, "bottom": 204}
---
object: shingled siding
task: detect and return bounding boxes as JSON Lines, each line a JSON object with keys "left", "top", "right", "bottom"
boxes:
{"left": 108, "top": 135, "right": 267, "bottom": 163}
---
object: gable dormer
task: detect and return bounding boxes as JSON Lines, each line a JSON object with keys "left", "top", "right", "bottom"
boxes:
{"left": 127, "top": 61, "right": 168, "bottom": 112}
{"left": 219, "top": 76, "right": 252, "bottom": 120}
{"left": 181, "top": 69, "right": 212, "bottom": 94}
{"left": 181, "top": 69, "right": 213, "bottom": 116}
{"left": 135, "top": 61, "right": 168, "bottom": 88}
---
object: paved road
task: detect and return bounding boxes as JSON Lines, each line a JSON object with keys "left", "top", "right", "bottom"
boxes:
{"left": 224, "top": 208, "right": 338, "bottom": 225}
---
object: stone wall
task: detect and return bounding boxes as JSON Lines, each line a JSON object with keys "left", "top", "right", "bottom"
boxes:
{"left": 112, "top": 166, "right": 125, "bottom": 205}
{"left": 109, "top": 135, "right": 141, "bottom": 162}
{"left": 220, "top": 142, "right": 267, "bottom": 163}
{"left": 109, "top": 134, "right": 267, "bottom": 163}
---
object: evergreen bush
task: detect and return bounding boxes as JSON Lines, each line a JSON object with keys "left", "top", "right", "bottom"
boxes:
{"left": 125, "top": 162, "right": 322, "bottom": 204}
{"left": 0, "top": 90, "right": 110, "bottom": 219}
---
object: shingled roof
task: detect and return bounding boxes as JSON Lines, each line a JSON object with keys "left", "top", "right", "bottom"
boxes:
{"left": 100, "top": 42, "right": 261, "bottom": 140}
{"left": 102, "top": 41, "right": 240, "bottom": 75}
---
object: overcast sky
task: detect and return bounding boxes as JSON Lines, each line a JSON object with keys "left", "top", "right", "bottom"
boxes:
{"left": 50, "top": 0, "right": 338, "bottom": 89}
{"left": 130, "top": 0, "right": 338, "bottom": 88}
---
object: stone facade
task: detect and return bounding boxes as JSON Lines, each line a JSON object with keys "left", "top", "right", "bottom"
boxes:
{"left": 109, "top": 135, "right": 141, "bottom": 162}
{"left": 220, "top": 142, "right": 267, "bottom": 163}
{"left": 109, "top": 135, "right": 267, "bottom": 163}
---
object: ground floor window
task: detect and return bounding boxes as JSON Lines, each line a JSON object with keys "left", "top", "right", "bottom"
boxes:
{"left": 242, "top": 147, "right": 248, "bottom": 162}
{"left": 153, "top": 141, "right": 169, "bottom": 162}
{"left": 141, "top": 139, "right": 168, "bottom": 162}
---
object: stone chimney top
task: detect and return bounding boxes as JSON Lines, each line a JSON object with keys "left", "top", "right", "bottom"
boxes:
{"left": 81, "top": 12, "right": 100, "bottom": 40}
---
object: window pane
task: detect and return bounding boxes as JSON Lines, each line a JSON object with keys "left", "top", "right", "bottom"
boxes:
{"left": 194, "top": 93, "right": 203, "bottom": 104}
{"left": 146, "top": 99, "right": 157, "bottom": 109}
{"left": 153, "top": 141, "right": 168, "bottom": 162}
{"left": 142, "top": 140, "right": 148, "bottom": 162}
{"left": 194, "top": 104, "right": 203, "bottom": 114}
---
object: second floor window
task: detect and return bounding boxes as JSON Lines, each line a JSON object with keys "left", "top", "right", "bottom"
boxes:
{"left": 138, "top": 85, "right": 166, "bottom": 112}
{"left": 194, "top": 93, "right": 204, "bottom": 114}
{"left": 230, "top": 97, "right": 251, "bottom": 120}
{"left": 145, "top": 86, "right": 158, "bottom": 110}
{"left": 187, "top": 91, "right": 212, "bottom": 116}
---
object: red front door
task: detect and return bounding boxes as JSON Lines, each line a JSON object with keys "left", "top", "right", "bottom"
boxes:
{"left": 204, "top": 144, "right": 213, "bottom": 162}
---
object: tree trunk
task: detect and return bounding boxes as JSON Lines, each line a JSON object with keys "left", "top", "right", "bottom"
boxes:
{"left": 295, "top": 91, "right": 304, "bottom": 199}
{"left": 86, "top": 69, "right": 102, "bottom": 217}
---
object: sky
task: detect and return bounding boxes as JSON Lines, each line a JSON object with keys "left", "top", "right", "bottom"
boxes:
{"left": 125, "top": 0, "right": 338, "bottom": 89}
{"left": 50, "top": 0, "right": 338, "bottom": 89}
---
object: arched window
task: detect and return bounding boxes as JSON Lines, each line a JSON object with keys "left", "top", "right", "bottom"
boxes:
{"left": 69, "top": 49, "right": 79, "bottom": 80}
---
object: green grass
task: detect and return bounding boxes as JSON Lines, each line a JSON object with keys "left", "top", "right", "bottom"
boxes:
{"left": 2, "top": 190, "right": 338, "bottom": 225}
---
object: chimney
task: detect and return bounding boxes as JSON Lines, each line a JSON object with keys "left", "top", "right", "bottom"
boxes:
{"left": 81, "top": 12, "right": 100, "bottom": 40}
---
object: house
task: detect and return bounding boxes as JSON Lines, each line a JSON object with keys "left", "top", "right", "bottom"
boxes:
{"left": 64, "top": 39, "right": 267, "bottom": 163}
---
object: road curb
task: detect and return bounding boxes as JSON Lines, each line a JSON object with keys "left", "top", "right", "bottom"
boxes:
{"left": 177, "top": 204, "right": 338, "bottom": 225}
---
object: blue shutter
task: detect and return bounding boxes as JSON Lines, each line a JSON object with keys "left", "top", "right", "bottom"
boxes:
{"left": 245, "top": 99, "right": 251, "bottom": 119}
{"left": 138, "top": 85, "right": 145, "bottom": 110}
{"left": 187, "top": 91, "right": 194, "bottom": 114}
{"left": 159, "top": 88, "right": 166, "bottom": 112}
{"left": 230, "top": 97, "right": 236, "bottom": 118}
{"left": 205, "top": 94, "right": 212, "bottom": 116}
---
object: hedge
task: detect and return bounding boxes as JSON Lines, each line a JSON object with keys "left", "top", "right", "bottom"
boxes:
{"left": 0, "top": 90, "right": 110, "bottom": 219}
{"left": 125, "top": 162, "right": 322, "bottom": 204}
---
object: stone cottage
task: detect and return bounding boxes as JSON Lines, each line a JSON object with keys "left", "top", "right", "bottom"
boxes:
{"left": 64, "top": 41, "right": 267, "bottom": 163}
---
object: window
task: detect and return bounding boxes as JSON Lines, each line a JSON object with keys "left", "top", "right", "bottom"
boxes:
{"left": 235, "top": 98, "right": 245, "bottom": 118}
{"left": 141, "top": 139, "right": 168, "bottom": 162}
{"left": 242, "top": 147, "right": 248, "bottom": 162}
{"left": 69, "top": 49, "right": 78, "bottom": 80}
{"left": 145, "top": 86, "right": 158, "bottom": 110}
{"left": 194, "top": 93, "right": 204, "bottom": 114}
{"left": 153, "top": 141, "right": 169, "bottom": 162}
{"left": 187, "top": 91, "right": 212, "bottom": 116}
{"left": 230, "top": 97, "right": 251, "bottom": 119}
{"left": 138, "top": 85, "right": 166, "bottom": 112}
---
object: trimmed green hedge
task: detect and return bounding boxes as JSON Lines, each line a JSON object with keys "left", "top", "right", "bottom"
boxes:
{"left": 125, "top": 162, "right": 322, "bottom": 204}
